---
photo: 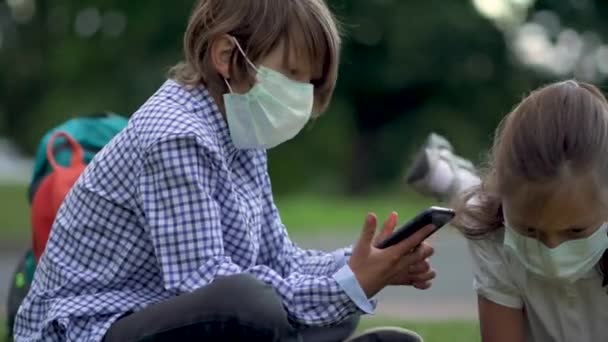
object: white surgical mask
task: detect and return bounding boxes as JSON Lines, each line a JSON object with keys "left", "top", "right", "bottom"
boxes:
{"left": 503, "top": 221, "right": 608, "bottom": 282}
{"left": 223, "top": 37, "right": 314, "bottom": 149}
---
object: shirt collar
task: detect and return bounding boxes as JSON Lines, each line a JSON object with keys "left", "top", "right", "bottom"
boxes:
{"left": 168, "top": 80, "right": 238, "bottom": 160}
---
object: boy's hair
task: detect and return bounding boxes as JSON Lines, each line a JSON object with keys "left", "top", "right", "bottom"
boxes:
{"left": 453, "top": 80, "right": 608, "bottom": 238}
{"left": 169, "top": 0, "right": 341, "bottom": 115}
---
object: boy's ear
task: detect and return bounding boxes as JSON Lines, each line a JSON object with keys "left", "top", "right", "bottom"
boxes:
{"left": 210, "top": 35, "right": 235, "bottom": 79}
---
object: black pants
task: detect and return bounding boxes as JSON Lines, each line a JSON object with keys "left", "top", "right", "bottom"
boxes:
{"left": 103, "top": 274, "right": 359, "bottom": 342}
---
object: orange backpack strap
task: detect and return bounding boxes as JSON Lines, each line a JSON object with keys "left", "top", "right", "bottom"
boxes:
{"left": 46, "top": 131, "right": 85, "bottom": 170}
{"left": 31, "top": 131, "right": 86, "bottom": 261}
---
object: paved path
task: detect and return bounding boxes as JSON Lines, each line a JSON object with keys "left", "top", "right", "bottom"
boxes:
{"left": 292, "top": 229, "right": 478, "bottom": 320}
{"left": 0, "top": 230, "right": 477, "bottom": 320}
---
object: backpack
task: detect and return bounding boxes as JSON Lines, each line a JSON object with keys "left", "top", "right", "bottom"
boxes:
{"left": 5, "top": 113, "right": 128, "bottom": 341}
{"left": 5, "top": 250, "right": 35, "bottom": 342}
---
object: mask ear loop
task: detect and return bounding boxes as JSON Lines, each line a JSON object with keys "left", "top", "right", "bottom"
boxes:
{"left": 224, "top": 78, "right": 234, "bottom": 93}
{"left": 224, "top": 36, "right": 259, "bottom": 94}
{"left": 230, "top": 36, "right": 258, "bottom": 72}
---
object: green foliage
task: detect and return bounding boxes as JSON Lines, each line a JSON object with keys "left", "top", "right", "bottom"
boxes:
{"left": 1, "top": 1, "right": 189, "bottom": 152}
{"left": 1, "top": 1, "right": 607, "bottom": 194}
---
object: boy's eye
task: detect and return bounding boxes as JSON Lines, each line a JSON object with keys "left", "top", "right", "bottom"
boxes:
{"left": 287, "top": 69, "right": 312, "bottom": 84}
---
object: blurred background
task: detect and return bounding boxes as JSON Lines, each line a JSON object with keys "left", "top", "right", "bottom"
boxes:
{"left": 1, "top": 0, "right": 608, "bottom": 339}
{"left": 3, "top": 0, "right": 608, "bottom": 194}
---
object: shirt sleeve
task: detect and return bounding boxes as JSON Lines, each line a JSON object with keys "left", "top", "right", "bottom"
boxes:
{"left": 256, "top": 171, "right": 374, "bottom": 314}
{"left": 138, "top": 135, "right": 365, "bottom": 326}
{"left": 256, "top": 175, "right": 350, "bottom": 277}
{"left": 333, "top": 265, "right": 375, "bottom": 314}
{"left": 467, "top": 233, "right": 523, "bottom": 309}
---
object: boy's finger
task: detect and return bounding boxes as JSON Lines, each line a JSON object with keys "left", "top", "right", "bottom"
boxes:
{"left": 375, "top": 212, "right": 398, "bottom": 246}
{"left": 358, "top": 213, "right": 378, "bottom": 247}
{"left": 393, "top": 225, "right": 435, "bottom": 255}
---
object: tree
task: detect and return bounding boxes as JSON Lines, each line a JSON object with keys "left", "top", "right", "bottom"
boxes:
{"left": 327, "top": 0, "right": 522, "bottom": 194}
{"left": 0, "top": 0, "right": 191, "bottom": 153}
{"left": 2, "top": 0, "right": 606, "bottom": 195}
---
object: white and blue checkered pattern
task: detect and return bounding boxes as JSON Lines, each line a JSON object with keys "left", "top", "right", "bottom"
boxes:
{"left": 14, "top": 80, "right": 374, "bottom": 341}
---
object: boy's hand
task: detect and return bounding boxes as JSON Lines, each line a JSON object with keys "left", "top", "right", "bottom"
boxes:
{"left": 348, "top": 212, "right": 436, "bottom": 298}
{"left": 374, "top": 213, "right": 435, "bottom": 289}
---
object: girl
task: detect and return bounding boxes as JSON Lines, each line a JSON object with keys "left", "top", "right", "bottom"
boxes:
{"left": 409, "top": 81, "right": 608, "bottom": 341}
{"left": 14, "top": 1, "right": 436, "bottom": 341}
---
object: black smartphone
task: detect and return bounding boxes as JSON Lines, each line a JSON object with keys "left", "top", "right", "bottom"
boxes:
{"left": 377, "top": 206, "right": 455, "bottom": 249}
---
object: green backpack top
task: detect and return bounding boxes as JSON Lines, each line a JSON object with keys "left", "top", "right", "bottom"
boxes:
{"left": 28, "top": 112, "right": 128, "bottom": 203}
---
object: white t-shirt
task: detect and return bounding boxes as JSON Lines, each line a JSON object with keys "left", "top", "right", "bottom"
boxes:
{"left": 468, "top": 229, "right": 608, "bottom": 342}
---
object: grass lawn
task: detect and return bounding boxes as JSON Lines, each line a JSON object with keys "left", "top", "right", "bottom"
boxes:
{"left": 277, "top": 191, "right": 433, "bottom": 236}
{"left": 358, "top": 317, "right": 480, "bottom": 342}
{"left": 0, "top": 183, "right": 435, "bottom": 241}
{"left": 0, "top": 184, "right": 30, "bottom": 241}
{"left": 0, "top": 318, "right": 479, "bottom": 342}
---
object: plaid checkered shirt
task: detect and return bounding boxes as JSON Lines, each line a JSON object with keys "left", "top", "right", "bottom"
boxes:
{"left": 14, "top": 80, "right": 375, "bottom": 341}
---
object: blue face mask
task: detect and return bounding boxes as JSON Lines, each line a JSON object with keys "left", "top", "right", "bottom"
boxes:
{"left": 223, "top": 37, "right": 314, "bottom": 150}
{"left": 503, "top": 221, "right": 608, "bottom": 282}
